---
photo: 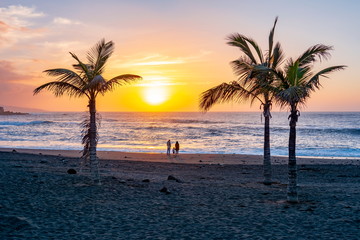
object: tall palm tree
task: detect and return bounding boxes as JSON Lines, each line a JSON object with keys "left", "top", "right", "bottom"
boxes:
{"left": 200, "top": 18, "right": 284, "bottom": 185}
{"left": 34, "top": 39, "right": 142, "bottom": 184}
{"left": 273, "top": 44, "right": 346, "bottom": 202}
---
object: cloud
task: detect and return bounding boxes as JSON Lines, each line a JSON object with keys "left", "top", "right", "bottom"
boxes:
{"left": 0, "top": 60, "right": 42, "bottom": 109}
{"left": 132, "top": 60, "right": 185, "bottom": 66}
{"left": 135, "top": 75, "right": 182, "bottom": 87}
{"left": 0, "top": 60, "right": 31, "bottom": 82}
{"left": 1, "top": 5, "right": 87, "bottom": 58}
{"left": 0, "top": 21, "right": 11, "bottom": 45}
{"left": 0, "top": 21, "right": 10, "bottom": 32}
{"left": 0, "top": 5, "right": 44, "bottom": 18}
{"left": 0, "top": 5, "right": 46, "bottom": 48}
{"left": 0, "top": 5, "right": 45, "bottom": 27}
{"left": 53, "top": 17, "right": 82, "bottom": 25}
{"left": 124, "top": 54, "right": 185, "bottom": 66}
{"left": 120, "top": 51, "right": 212, "bottom": 67}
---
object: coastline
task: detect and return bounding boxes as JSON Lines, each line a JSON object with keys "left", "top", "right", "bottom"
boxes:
{"left": 1, "top": 147, "right": 360, "bottom": 165}
{"left": 2, "top": 111, "right": 359, "bottom": 159}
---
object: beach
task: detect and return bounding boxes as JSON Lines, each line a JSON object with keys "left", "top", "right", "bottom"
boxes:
{"left": 1, "top": 0, "right": 358, "bottom": 239}
{"left": 1, "top": 148, "right": 359, "bottom": 239}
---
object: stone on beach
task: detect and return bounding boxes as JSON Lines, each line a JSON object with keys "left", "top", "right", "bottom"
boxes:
{"left": 67, "top": 169, "right": 77, "bottom": 174}
{"left": 159, "top": 187, "right": 171, "bottom": 194}
{"left": 167, "top": 175, "right": 182, "bottom": 182}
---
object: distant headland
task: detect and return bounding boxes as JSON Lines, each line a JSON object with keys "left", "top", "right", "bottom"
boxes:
{"left": 0, "top": 106, "right": 29, "bottom": 115}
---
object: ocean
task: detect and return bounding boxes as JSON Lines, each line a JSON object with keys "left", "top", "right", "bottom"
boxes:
{"left": 0, "top": 112, "right": 359, "bottom": 158}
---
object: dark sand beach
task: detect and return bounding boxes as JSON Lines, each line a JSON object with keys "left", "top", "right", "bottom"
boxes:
{"left": 1, "top": 148, "right": 359, "bottom": 239}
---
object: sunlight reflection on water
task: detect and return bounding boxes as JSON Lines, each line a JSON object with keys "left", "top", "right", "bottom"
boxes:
{"left": 0, "top": 112, "right": 359, "bottom": 157}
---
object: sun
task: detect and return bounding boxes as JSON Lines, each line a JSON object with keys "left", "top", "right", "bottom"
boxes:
{"left": 143, "top": 86, "right": 169, "bottom": 105}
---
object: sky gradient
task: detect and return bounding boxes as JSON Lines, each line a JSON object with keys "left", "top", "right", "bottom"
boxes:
{"left": 0, "top": 0, "right": 359, "bottom": 112}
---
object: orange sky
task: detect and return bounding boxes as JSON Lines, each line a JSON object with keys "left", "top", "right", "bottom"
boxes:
{"left": 0, "top": 1, "right": 359, "bottom": 112}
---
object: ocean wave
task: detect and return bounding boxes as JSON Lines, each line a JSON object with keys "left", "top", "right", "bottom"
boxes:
{"left": 0, "top": 121, "right": 54, "bottom": 126}
{"left": 166, "top": 119, "right": 224, "bottom": 124}
{"left": 1, "top": 112, "right": 359, "bottom": 158}
{"left": 103, "top": 136, "right": 128, "bottom": 142}
{"left": 185, "top": 126, "right": 203, "bottom": 130}
{"left": 103, "top": 119, "right": 119, "bottom": 123}
{"left": 205, "top": 129, "right": 226, "bottom": 136}
{"left": 270, "top": 127, "right": 360, "bottom": 136}
{"left": 132, "top": 126, "right": 174, "bottom": 131}
{"left": 298, "top": 128, "right": 360, "bottom": 136}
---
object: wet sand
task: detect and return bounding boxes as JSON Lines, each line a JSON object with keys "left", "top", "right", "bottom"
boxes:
{"left": 1, "top": 147, "right": 359, "bottom": 165}
{"left": 1, "top": 148, "right": 359, "bottom": 239}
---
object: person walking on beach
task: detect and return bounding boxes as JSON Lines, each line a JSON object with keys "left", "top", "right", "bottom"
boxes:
{"left": 166, "top": 140, "right": 171, "bottom": 155}
{"left": 175, "top": 141, "right": 180, "bottom": 154}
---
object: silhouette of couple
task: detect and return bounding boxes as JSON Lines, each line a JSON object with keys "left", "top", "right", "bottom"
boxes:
{"left": 167, "top": 140, "right": 179, "bottom": 155}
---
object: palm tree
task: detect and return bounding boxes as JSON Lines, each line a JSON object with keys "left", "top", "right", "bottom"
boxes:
{"left": 34, "top": 39, "right": 142, "bottom": 184}
{"left": 199, "top": 18, "right": 284, "bottom": 185}
{"left": 273, "top": 44, "right": 346, "bottom": 203}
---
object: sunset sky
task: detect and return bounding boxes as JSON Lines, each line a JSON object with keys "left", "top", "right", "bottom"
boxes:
{"left": 0, "top": 0, "right": 359, "bottom": 112}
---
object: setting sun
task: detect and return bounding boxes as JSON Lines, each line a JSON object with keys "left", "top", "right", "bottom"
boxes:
{"left": 143, "top": 86, "right": 169, "bottom": 105}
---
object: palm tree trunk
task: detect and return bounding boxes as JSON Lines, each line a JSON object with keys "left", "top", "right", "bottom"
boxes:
{"left": 263, "top": 103, "right": 272, "bottom": 185}
{"left": 287, "top": 107, "right": 298, "bottom": 203}
{"left": 89, "top": 98, "right": 100, "bottom": 184}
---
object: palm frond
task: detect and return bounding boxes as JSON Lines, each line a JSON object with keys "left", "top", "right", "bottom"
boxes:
{"left": 297, "top": 44, "right": 333, "bottom": 67}
{"left": 242, "top": 36, "right": 264, "bottom": 63}
{"left": 247, "top": 63, "right": 271, "bottom": 82}
{"left": 43, "top": 68, "right": 85, "bottom": 88}
{"left": 82, "top": 75, "right": 107, "bottom": 93}
{"left": 87, "top": 39, "right": 114, "bottom": 75}
{"left": 80, "top": 117, "right": 91, "bottom": 159}
{"left": 80, "top": 113, "right": 101, "bottom": 158}
{"left": 276, "top": 86, "right": 309, "bottom": 109}
{"left": 70, "top": 52, "right": 88, "bottom": 72}
{"left": 224, "top": 20, "right": 283, "bottom": 108}
{"left": 306, "top": 65, "right": 346, "bottom": 91}
{"left": 100, "top": 74, "right": 142, "bottom": 93}
{"left": 277, "top": 57, "right": 346, "bottom": 110}
{"left": 272, "top": 68, "right": 286, "bottom": 83}
{"left": 33, "top": 81, "right": 86, "bottom": 98}
{"left": 268, "top": 16, "right": 278, "bottom": 61}
{"left": 231, "top": 59, "right": 273, "bottom": 89}
{"left": 271, "top": 42, "right": 284, "bottom": 69}
{"left": 284, "top": 61, "right": 307, "bottom": 86}
{"left": 227, "top": 33, "right": 258, "bottom": 64}
{"left": 230, "top": 57, "right": 254, "bottom": 79}
{"left": 199, "top": 82, "right": 257, "bottom": 112}
{"left": 69, "top": 52, "right": 93, "bottom": 82}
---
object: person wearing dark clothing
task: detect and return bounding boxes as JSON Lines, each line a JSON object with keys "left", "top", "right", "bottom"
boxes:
{"left": 175, "top": 141, "right": 180, "bottom": 154}
{"left": 166, "top": 140, "right": 171, "bottom": 155}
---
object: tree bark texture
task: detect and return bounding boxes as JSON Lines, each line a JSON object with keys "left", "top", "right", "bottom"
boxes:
{"left": 287, "top": 108, "right": 299, "bottom": 203}
{"left": 263, "top": 103, "right": 272, "bottom": 185}
{"left": 89, "top": 98, "right": 100, "bottom": 184}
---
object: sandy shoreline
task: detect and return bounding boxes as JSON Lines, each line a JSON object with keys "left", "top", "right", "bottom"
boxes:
{"left": 1, "top": 149, "right": 360, "bottom": 239}
{"left": 1, "top": 147, "right": 360, "bottom": 165}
